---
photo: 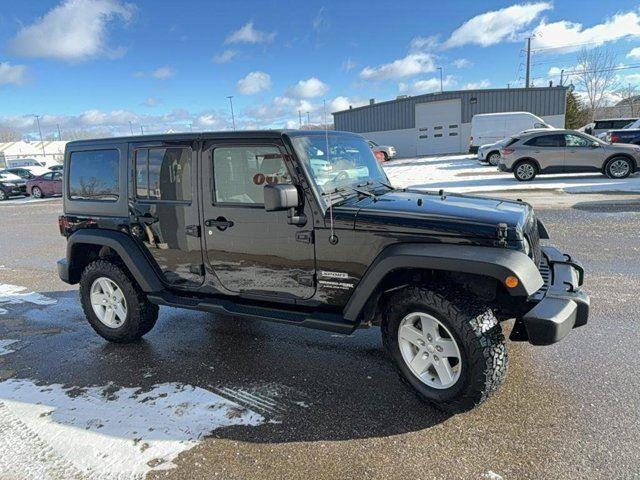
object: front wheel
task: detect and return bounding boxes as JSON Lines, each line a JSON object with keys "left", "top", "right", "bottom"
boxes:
{"left": 382, "top": 286, "right": 507, "bottom": 413}
{"left": 605, "top": 157, "right": 633, "bottom": 179}
{"left": 31, "top": 186, "right": 43, "bottom": 198}
{"left": 0, "top": 189, "right": 7, "bottom": 201}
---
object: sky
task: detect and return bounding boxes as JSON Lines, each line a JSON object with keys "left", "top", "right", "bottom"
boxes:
{"left": 1, "top": 0, "right": 640, "bottom": 139}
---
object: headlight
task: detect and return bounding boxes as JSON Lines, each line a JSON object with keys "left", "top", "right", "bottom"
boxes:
{"left": 523, "top": 238, "right": 531, "bottom": 257}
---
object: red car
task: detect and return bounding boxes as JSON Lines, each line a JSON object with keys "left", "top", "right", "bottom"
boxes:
{"left": 27, "top": 171, "right": 63, "bottom": 198}
{"left": 373, "top": 150, "right": 386, "bottom": 163}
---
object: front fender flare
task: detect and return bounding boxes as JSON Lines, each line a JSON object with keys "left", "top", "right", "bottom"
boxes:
{"left": 343, "top": 243, "right": 543, "bottom": 321}
{"left": 65, "top": 229, "right": 163, "bottom": 292}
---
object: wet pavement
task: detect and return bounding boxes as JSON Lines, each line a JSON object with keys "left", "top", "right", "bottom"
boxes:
{"left": 0, "top": 199, "right": 639, "bottom": 479}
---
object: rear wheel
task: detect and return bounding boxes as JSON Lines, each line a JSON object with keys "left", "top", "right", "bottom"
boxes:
{"left": 0, "top": 189, "right": 6, "bottom": 201}
{"left": 488, "top": 151, "right": 501, "bottom": 166}
{"left": 514, "top": 160, "right": 537, "bottom": 181}
{"left": 381, "top": 286, "right": 507, "bottom": 413}
{"left": 31, "top": 186, "right": 43, "bottom": 198}
{"left": 605, "top": 157, "right": 633, "bottom": 179}
{"left": 80, "top": 259, "right": 158, "bottom": 343}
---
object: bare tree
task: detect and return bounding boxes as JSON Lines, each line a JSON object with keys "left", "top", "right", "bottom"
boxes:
{"left": 612, "top": 83, "right": 639, "bottom": 118}
{"left": 574, "top": 47, "right": 619, "bottom": 121}
{"left": 0, "top": 127, "right": 21, "bottom": 142}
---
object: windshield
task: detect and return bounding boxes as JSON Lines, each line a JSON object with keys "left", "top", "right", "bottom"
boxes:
{"left": 291, "top": 133, "right": 390, "bottom": 203}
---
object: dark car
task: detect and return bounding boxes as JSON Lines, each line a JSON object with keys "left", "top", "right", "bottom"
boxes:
{"left": 605, "top": 129, "right": 640, "bottom": 146}
{"left": 27, "top": 171, "right": 63, "bottom": 198}
{"left": 57, "top": 130, "right": 589, "bottom": 413}
{"left": 49, "top": 164, "right": 64, "bottom": 172}
{"left": 0, "top": 173, "right": 25, "bottom": 200}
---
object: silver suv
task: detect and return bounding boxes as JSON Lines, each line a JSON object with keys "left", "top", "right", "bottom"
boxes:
{"left": 498, "top": 129, "right": 639, "bottom": 181}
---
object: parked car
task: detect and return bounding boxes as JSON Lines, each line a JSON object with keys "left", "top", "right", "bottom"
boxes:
{"left": 57, "top": 130, "right": 588, "bottom": 413}
{"left": 26, "top": 171, "right": 63, "bottom": 198}
{"left": 49, "top": 164, "right": 64, "bottom": 172}
{"left": 478, "top": 129, "right": 556, "bottom": 166}
{"left": 0, "top": 173, "right": 25, "bottom": 200}
{"left": 0, "top": 170, "right": 27, "bottom": 195}
{"left": 367, "top": 140, "right": 396, "bottom": 161}
{"left": 603, "top": 123, "right": 640, "bottom": 145}
{"left": 469, "top": 112, "right": 552, "bottom": 153}
{"left": 373, "top": 150, "right": 386, "bottom": 163}
{"left": 498, "top": 130, "right": 639, "bottom": 181}
{"left": 583, "top": 118, "right": 638, "bottom": 137}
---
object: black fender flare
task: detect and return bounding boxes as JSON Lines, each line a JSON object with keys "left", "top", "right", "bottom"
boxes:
{"left": 65, "top": 229, "right": 163, "bottom": 292}
{"left": 342, "top": 243, "right": 543, "bottom": 321}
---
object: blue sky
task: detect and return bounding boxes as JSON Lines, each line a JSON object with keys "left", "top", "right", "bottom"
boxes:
{"left": 1, "top": 0, "right": 640, "bottom": 138}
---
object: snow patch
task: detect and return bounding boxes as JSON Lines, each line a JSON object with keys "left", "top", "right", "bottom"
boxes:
{"left": 0, "top": 379, "right": 265, "bottom": 478}
{"left": 0, "top": 339, "right": 19, "bottom": 355}
{"left": 0, "top": 284, "right": 57, "bottom": 314}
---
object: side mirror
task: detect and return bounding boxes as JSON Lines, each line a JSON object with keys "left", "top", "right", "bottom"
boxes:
{"left": 264, "top": 184, "right": 299, "bottom": 212}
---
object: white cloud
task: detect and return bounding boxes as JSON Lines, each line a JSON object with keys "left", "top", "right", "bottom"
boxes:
{"left": 399, "top": 75, "right": 455, "bottom": 95}
{"left": 462, "top": 80, "right": 491, "bottom": 90}
{"left": 533, "top": 11, "right": 640, "bottom": 53}
{"left": 0, "top": 63, "right": 27, "bottom": 86}
{"left": 627, "top": 47, "right": 640, "bottom": 59}
{"left": 9, "top": 0, "right": 134, "bottom": 62}
{"left": 312, "top": 7, "right": 329, "bottom": 32}
{"left": 237, "top": 71, "right": 272, "bottom": 95}
{"left": 151, "top": 66, "right": 174, "bottom": 79}
{"left": 285, "top": 77, "right": 329, "bottom": 98}
{"left": 225, "top": 22, "right": 276, "bottom": 45}
{"left": 212, "top": 49, "right": 237, "bottom": 63}
{"left": 360, "top": 53, "right": 436, "bottom": 81}
{"left": 444, "top": 2, "right": 551, "bottom": 48}
{"left": 329, "top": 96, "right": 351, "bottom": 112}
{"left": 453, "top": 58, "right": 472, "bottom": 69}
{"left": 410, "top": 36, "right": 439, "bottom": 51}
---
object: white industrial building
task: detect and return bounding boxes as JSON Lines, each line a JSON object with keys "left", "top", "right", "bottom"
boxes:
{"left": 332, "top": 87, "right": 568, "bottom": 157}
{"left": 0, "top": 141, "right": 67, "bottom": 168}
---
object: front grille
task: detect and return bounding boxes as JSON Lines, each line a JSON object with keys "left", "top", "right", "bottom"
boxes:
{"left": 531, "top": 256, "right": 551, "bottom": 300}
{"left": 526, "top": 214, "right": 542, "bottom": 267}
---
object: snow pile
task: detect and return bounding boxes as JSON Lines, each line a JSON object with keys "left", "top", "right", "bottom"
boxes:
{"left": 0, "top": 380, "right": 265, "bottom": 478}
{"left": 0, "top": 339, "right": 19, "bottom": 356}
{"left": 0, "top": 284, "right": 57, "bottom": 315}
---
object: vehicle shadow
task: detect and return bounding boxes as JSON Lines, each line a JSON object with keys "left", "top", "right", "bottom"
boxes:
{"left": 0, "top": 290, "right": 450, "bottom": 445}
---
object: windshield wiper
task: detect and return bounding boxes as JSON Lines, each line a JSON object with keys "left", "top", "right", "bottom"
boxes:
{"left": 321, "top": 184, "right": 375, "bottom": 202}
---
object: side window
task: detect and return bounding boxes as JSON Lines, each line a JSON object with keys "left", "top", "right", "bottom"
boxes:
{"left": 69, "top": 149, "right": 120, "bottom": 201}
{"left": 524, "top": 135, "right": 562, "bottom": 147}
{"left": 213, "top": 146, "right": 290, "bottom": 205}
{"left": 53, "top": 172, "right": 62, "bottom": 181}
{"left": 42, "top": 173, "right": 53, "bottom": 180}
{"left": 135, "top": 148, "right": 191, "bottom": 201}
{"left": 595, "top": 121, "right": 612, "bottom": 130}
{"left": 565, "top": 134, "right": 590, "bottom": 147}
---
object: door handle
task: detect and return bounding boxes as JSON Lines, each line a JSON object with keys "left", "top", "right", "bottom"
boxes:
{"left": 205, "top": 217, "right": 234, "bottom": 230}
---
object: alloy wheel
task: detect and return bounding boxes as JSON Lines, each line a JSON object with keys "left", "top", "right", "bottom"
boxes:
{"left": 516, "top": 163, "right": 535, "bottom": 180}
{"left": 609, "top": 159, "right": 630, "bottom": 178}
{"left": 32, "top": 187, "right": 42, "bottom": 198}
{"left": 90, "top": 277, "right": 128, "bottom": 328}
{"left": 488, "top": 153, "right": 500, "bottom": 166}
{"left": 397, "top": 312, "right": 462, "bottom": 389}
{"left": 0, "top": 190, "right": 6, "bottom": 201}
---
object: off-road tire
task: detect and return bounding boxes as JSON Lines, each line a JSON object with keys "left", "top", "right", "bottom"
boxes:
{"left": 513, "top": 160, "right": 537, "bottom": 181}
{"left": 604, "top": 156, "right": 633, "bottom": 179}
{"left": 79, "top": 259, "right": 158, "bottom": 343}
{"left": 381, "top": 286, "right": 507, "bottom": 413}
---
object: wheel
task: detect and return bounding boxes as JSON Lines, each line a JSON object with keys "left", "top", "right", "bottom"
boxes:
{"left": 488, "top": 151, "right": 501, "bottom": 166}
{"left": 514, "top": 160, "right": 537, "bottom": 181}
{"left": 31, "top": 186, "right": 43, "bottom": 198}
{"left": 381, "top": 286, "right": 507, "bottom": 413}
{"left": 0, "top": 189, "right": 6, "bottom": 201}
{"left": 605, "top": 157, "right": 633, "bottom": 179}
{"left": 79, "top": 259, "right": 158, "bottom": 343}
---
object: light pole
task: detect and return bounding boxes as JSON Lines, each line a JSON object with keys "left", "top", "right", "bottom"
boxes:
{"left": 34, "top": 115, "right": 46, "bottom": 155}
{"left": 57, "top": 123, "right": 62, "bottom": 141}
{"left": 227, "top": 95, "right": 236, "bottom": 131}
{"left": 437, "top": 67, "right": 443, "bottom": 93}
{"left": 129, "top": 121, "right": 134, "bottom": 135}
{"left": 306, "top": 111, "right": 310, "bottom": 125}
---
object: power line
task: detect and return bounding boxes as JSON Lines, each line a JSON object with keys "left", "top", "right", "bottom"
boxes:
{"left": 531, "top": 63, "right": 640, "bottom": 81}
{"left": 530, "top": 39, "right": 608, "bottom": 53}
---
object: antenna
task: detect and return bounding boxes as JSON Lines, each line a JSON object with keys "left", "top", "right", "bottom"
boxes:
{"left": 324, "top": 99, "right": 338, "bottom": 245}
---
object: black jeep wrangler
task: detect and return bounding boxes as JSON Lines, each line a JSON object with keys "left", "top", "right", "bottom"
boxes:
{"left": 58, "top": 130, "right": 589, "bottom": 412}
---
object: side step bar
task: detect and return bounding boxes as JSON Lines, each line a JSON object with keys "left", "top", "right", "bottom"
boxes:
{"left": 147, "top": 291, "right": 357, "bottom": 335}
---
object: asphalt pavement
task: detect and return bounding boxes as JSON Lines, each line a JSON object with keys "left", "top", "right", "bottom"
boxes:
{"left": 0, "top": 197, "right": 639, "bottom": 479}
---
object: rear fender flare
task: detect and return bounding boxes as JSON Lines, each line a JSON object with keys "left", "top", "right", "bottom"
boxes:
{"left": 66, "top": 229, "right": 163, "bottom": 292}
{"left": 343, "top": 243, "right": 543, "bottom": 322}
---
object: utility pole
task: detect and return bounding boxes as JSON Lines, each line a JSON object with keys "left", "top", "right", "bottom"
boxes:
{"left": 525, "top": 37, "right": 532, "bottom": 89}
{"left": 57, "top": 124, "right": 62, "bottom": 141}
{"left": 560, "top": 69, "right": 564, "bottom": 86}
{"left": 129, "top": 121, "right": 134, "bottom": 135}
{"left": 34, "top": 115, "right": 46, "bottom": 155}
{"left": 188, "top": 122, "right": 193, "bottom": 132}
{"left": 140, "top": 125, "right": 144, "bottom": 135}
{"left": 227, "top": 95, "right": 236, "bottom": 131}
{"left": 306, "top": 111, "right": 310, "bottom": 125}
{"left": 298, "top": 110, "right": 302, "bottom": 128}
{"left": 437, "top": 66, "right": 443, "bottom": 93}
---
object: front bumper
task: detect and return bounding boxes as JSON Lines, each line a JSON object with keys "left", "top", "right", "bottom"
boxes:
{"left": 514, "top": 246, "right": 589, "bottom": 346}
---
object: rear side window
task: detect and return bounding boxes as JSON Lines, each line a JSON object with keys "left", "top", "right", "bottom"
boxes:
{"left": 524, "top": 135, "right": 564, "bottom": 147}
{"left": 135, "top": 148, "right": 192, "bottom": 202}
{"left": 594, "top": 121, "right": 612, "bottom": 130}
{"left": 505, "top": 137, "right": 519, "bottom": 147}
{"left": 69, "top": 149, "right": 120, "bottom": 201}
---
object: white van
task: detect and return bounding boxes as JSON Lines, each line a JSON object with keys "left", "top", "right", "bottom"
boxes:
{"left": 469, "top": 112, "right": 551, "bottom": 153}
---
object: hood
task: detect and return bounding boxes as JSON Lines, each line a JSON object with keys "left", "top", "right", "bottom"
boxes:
{"left": 344, "top": 190, "right": 531, "bottom": 241}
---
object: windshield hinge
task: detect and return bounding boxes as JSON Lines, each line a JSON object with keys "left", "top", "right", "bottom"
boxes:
{"left": 296, "top": 230, "right": 314, "bottom": 244}
{"left": 496, "top": 223, "right": 508, "bottom": 248}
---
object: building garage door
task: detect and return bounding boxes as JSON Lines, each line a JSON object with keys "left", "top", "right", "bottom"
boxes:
{"left": 415, "top": 99, "right": 462, "bottom": 156}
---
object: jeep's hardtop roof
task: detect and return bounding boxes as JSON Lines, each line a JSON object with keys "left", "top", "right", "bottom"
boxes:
{"left": 65, "top": 129, "right": 361, "bottom": 148}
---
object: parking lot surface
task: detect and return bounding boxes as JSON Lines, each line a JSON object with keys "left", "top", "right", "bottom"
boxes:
{"left": 1, "top": 195, "right": 639, "bottom": 479}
